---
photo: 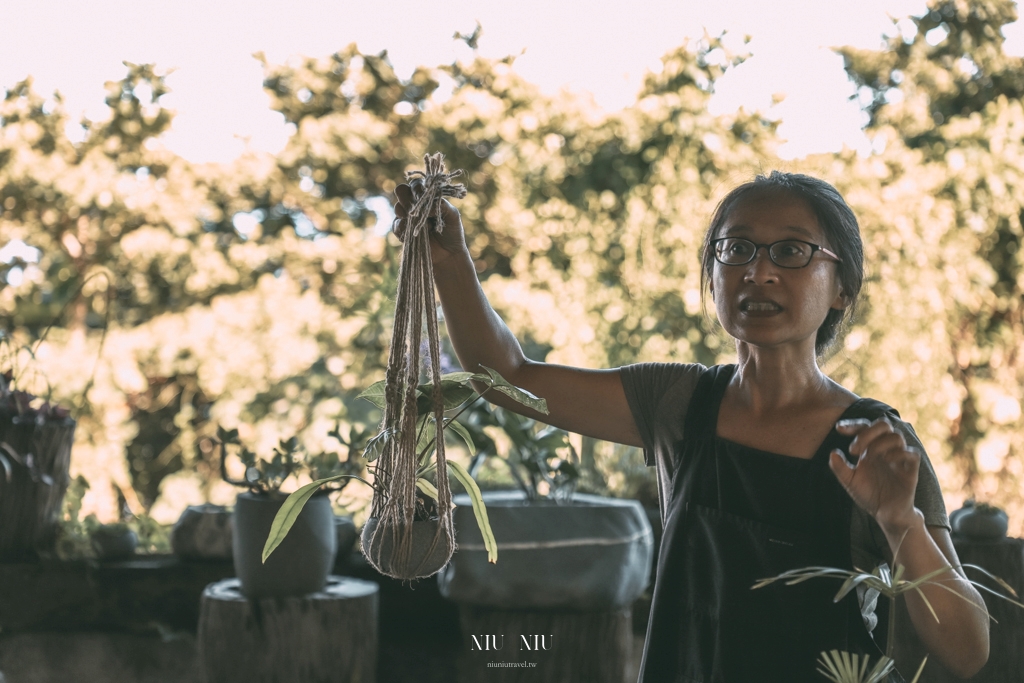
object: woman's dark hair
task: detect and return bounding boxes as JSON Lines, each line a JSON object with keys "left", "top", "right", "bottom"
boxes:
{"left": 699, "top": 171, "right": 864, "bottom": 356}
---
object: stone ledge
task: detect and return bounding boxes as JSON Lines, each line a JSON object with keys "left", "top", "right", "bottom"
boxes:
{"left": 0, "top": 556, "right": 235, "bottom": 634}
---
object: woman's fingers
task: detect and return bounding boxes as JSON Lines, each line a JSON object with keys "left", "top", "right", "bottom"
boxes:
{"left": 395, "top": 183, "right": 414, "bottom": 210}
{"left": 393, "top": 184, "right": 413, "bottom": 208}
{"left": 392, "top": 184, "right": 412, "bottom": 240}
{"left": 862, "top": 432, "right": 908, "bottom": 461}
{"left": 833, "top": 417, "right": 920, "bottom": 529}
{"left": 393, "top": 182, "right": 458, "bottom": 223}
{"left": 390, "top": 183, "right": 468, "bottom": 263}
{"left": 837, "top": 417, "right": 918, "bottom": 469}
{"left": 839, "top": 417, "right": 898, "bottom": 455}
{"left": 828, "top": 449, "right": 856, "bottom": 485}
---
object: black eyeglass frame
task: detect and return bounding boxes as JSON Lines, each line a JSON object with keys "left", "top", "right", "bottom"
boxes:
{"left": 710, "top": 237, "right": 843, "bottom": 269}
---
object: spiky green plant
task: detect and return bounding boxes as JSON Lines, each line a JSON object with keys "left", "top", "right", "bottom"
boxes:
{"left": 816, "top": 650, "right": 927, "bottom": 683}
{"left": 755, "top": 554, "right": 1022, "bottom": 681}
{"left": 753, "top": 561, "right": 1022, "bottom": 655}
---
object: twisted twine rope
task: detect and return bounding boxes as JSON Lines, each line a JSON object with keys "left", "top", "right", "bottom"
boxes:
{"left": 364, "top": 153, "right": 466, "bottom": 579}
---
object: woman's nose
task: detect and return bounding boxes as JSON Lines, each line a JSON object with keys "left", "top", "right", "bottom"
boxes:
{"left": 743, "top": 247, "right": 780, "bottom": 283}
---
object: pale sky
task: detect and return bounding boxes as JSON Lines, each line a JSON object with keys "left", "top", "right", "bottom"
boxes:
{"left": 3, "top": 0, "right": 1023, "bottom": 164}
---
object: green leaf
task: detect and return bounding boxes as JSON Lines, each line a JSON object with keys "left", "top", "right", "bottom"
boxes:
{"left": 417, "top": 380, "right": 476, "bottom": 413}
{"left": 495, "top": 409, "right": 535, "bottom": 448}
{"left": 815, "top": 650, "right": 893, "bottom": 683}
{"left": 441, "top": 371, "right": 476, "bottom": 384}
{"left": 262, "top": 475, "right": 348, "bottom": 563}
{"left": 962, "top": 563, "right": 1022, "bottom": 599}
{"left": 909, "top": 656, "right": 928, "bottom": 683}
{"left": 415, "top": 416, "right": 437, "bottom": 462}
{"left": 833, "top": 572, "right": 877, "bottom": 603}
{"left": 446, "top": 419, "right": 476, "bottom": 455}
{"left": 240, "top": 447, "right": 257, "bottom": 467}
{"left": 0, "top": 450, "right": 11, "bottom": 483}
{"left": 909, "top": 583, "right": 941, "bottom": 624}
{"left": 363, "top": 429, "right": 391, "bottom": 462}
{"left": 447, "top": 460, "right": 497, "bottom": 563}
{"left": 535, "top": 426, "right": 569, "bottom": 448}
{"left": 474, "top": 365, "right": 549, "bottom": 414}
{"left": 217, "top": 426, "right": 240, "bottom": 444}
{"left": 864, "top": 654, "right": 895, "bottom": 683}
{"left": 357, "top": 380, "right": 387, "bottom": 409}
{"left": 416, "top": 477, "right": 439, "bottom": 501}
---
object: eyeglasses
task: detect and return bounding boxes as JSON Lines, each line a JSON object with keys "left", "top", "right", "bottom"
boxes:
{"left": 711, "top": 237, "right": 843, "bottom": 269}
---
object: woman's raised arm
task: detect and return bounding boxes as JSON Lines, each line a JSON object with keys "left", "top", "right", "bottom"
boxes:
{"left": 394, "top": 184, "right": 642, "bottom": 448}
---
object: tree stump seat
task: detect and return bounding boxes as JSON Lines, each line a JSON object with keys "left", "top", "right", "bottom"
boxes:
{"left": 198, "top": 576, "right": 378, "bottom": 683}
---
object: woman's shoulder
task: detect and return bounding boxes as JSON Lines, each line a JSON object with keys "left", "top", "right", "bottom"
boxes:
{"left": 619, "top": 362, "right": 710, "bottom": 456}
{"left": 620, "top": 362, "right": 710, "bottom": 409}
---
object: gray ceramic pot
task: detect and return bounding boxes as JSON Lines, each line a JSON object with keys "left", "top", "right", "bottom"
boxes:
{"left": 951, "top": 501, "right": 1009, "bottom": 540}
{"left": 172, "top": 504, "right": 233, "bottom": 560}
{"left": 91, "top": 524, "right": 138, "bottom": 560}
{"left": 335, "top": 514, "right": 357, "bottom": 558}
{"left": 439, "top": 490, "right": 654, "bottom": 610}
{"left": 232, "top": 491, "right": 336, "bottom": 598}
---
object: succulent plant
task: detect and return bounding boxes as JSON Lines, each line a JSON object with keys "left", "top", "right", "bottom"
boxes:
{"left": 217, "top": 422, "right": 371, "bottom": 496}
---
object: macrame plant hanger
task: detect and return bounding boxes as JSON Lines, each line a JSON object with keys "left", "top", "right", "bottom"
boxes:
{"left": 363, "top": 153, "right": 467, "bottom": 580}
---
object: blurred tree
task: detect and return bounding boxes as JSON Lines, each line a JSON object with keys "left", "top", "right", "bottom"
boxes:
{"left": 1, "top": 12, "right": 1021, "bottom": 533}
{"left": 0, "top": 62, "right": 387, "bottom": 518}
{"left": 837, "top": 0, "right": 1024, "bottom": 521}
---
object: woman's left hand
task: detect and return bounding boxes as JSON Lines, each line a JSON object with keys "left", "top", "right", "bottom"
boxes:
{"left": 829, "top": 417, "right": 921, "bottom": 535}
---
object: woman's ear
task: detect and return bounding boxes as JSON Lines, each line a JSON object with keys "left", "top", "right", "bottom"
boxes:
{"left": 830, "top": 288, "right": 850, "bottom": 311}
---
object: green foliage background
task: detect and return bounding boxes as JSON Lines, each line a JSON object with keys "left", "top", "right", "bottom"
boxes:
{"left": 1, "top": 0, "right": 1021, "bottom": 533}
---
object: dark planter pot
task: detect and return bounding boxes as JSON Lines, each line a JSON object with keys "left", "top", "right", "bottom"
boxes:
{"left": 172, "top": 504, "right": 233, "bottom": 560}
{"left": 361, "top": 516, "right": 453, "bottom": 579}
{"left": 335, "top": 514, "right": 357, "bottom": 558}
{"left": 91, "top": 524, "right": 138, "bottom": 560}
{"left": 439, "top": 490, "right": 654, "bottom": 610}
{"left": 0, "top": 414, "right": 75, "bottom": 561}
{"left": 951, "top": 502, "right": 1009, "bottom": 540}
{"left": 440, "top": 490, "right": 654, "bottom": 683}
{"left": 232, "top": 491, "right": 337, "bottom": 598}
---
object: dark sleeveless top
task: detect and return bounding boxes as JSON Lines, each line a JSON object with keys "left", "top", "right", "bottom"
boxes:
{"left": 638, "top": 364, "right": 904, "bottom": 683}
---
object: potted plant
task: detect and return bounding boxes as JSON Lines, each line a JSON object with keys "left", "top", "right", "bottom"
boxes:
{"left": 424, "top": 401, "right": 653, "bottom": 683}
{"left": 90, "top": 522, "right": 139, "bottom": 560}
{"left": 217, "top": 423, "right": 369, "bottom": 598}
{"left": 0, "top": 368, "right": 76, "bottom": 561}
{"left": 950, "top": 499, "right": 1009, "bottom": 541}
{"left": 439, "top": 403, "right": 653, "bottom": 611}
{"left": 263, "top": 367, "right": 544, "bottom": 578}
{"left": 171, "top": 503, "right": 234, "bottom": 561}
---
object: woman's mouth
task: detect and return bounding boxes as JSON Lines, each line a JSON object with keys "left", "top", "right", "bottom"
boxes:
{"left": 740, "top": 300, "right": 783, "bottom": 314}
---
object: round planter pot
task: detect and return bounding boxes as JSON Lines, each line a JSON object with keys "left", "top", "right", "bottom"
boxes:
{"left": 232, "top": 491, "right": 337, "bottom": 598}
{"left": 438, "top": 490, "right": 654, "bottom": 610}
{"left": 172, "top": 504, "right": 233, "bottom": 560}
{"left": 335, "top": 515, "right": 357, "bottom": 558}
{"left": 91, "top": 524, "right": 138, "bottom": 560}
{"left": 952, "top": 502, "right": 1008, "bottom": 540}
{"left": 361, "top": 517, "right": 453, "bottom": 579}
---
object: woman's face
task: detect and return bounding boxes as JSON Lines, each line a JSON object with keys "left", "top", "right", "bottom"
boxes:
{"left": 711, "top": 192, "right": 847, "bottom": 355}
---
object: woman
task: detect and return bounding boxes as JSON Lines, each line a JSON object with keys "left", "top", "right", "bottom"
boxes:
{"left": 393, "top": 171, "right": 989, "bottom": 681}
